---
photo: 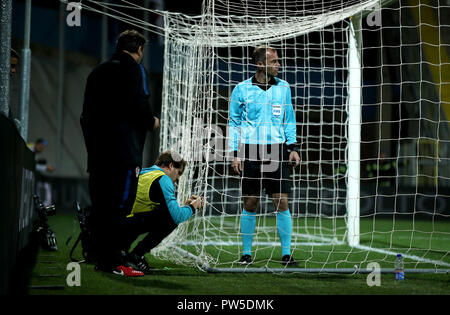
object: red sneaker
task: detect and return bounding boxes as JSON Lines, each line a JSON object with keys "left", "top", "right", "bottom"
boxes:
{"left": 113, "top": 265, "right": 144, "bottom": 277}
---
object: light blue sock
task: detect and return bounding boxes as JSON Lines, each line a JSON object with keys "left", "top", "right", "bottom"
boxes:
{"left": 277, "top": 210, "right": 292, "bottom": 257}
{"left": 240, "top": 210, "right": 256, "bottom": 256}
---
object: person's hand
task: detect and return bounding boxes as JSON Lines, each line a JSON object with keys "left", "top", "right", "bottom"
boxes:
{"left": 289, "top": 151, "right": 300, "bottom": 168}
{"left": 153, "top": 117, "right": 160, "bottom": 130}
{"left": 231, "top": 157, "right": 242, "bottom": 175}
{"left": 189, "top": 196, "right": 204, "bottom": 210}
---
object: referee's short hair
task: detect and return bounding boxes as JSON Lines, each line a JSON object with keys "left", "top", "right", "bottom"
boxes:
{"left": 155, "top": 150, "right": 187, "bottom": 175}
{"left": 116, "top": 29, "right": 147, "bottom": 54}
{"left": 252, "top": 45, "right": 276, "bottom": 65}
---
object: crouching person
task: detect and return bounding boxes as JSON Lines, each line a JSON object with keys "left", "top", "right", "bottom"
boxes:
{"left": 121, "top": 150, "right": 204, "bottom": 273}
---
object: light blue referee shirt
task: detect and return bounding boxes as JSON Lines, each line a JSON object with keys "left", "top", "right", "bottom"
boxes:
{"left": 228, "top": 76, "right": 297, "bottom": 152}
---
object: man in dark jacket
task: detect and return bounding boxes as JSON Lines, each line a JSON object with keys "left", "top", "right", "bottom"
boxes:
{"left": 80, "top": 29, "right": 159, "bottom": 276}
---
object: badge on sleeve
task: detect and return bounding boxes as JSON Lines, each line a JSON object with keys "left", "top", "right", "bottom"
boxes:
{"left": 272, "top": 104, "right": 282, "bottom": 117}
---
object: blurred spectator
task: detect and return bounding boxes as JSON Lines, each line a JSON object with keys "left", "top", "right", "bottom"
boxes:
{"left": 28, "top": 138, "right": 55, "bottom": 207}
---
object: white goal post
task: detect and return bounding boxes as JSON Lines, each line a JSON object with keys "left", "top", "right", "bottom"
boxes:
{"left": 347, "top": 16, "right": 362, "bottom": 247}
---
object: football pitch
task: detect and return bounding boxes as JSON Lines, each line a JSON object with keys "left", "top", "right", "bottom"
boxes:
{"left": 25, "top": 213, "right": 450, "bottom": 296}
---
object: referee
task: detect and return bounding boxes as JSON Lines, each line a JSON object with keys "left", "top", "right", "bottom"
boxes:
{"left": 80, "top": 30, "right": 159, "bottom": 276}
{"left": 228, "top": 45, "right": 300, "bottom": 266}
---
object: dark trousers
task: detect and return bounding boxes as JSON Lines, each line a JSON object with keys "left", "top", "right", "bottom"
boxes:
{"left": 88, "top": 166, "right": 139, "bottom": 268}
{"left": 121, "top": 210, "right": 177, "bottom": 257}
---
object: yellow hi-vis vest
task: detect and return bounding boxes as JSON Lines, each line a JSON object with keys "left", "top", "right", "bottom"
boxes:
{"left": 127, "top": 170, "right": 165, "bottom": 218}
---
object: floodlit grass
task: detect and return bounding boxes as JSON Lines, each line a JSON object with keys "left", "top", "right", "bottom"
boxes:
{"left": 25, "top": 213, "right": 450, "bottom": 295}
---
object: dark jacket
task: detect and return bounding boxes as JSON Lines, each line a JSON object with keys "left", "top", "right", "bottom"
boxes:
{"left": 80, "top": 51, "right": 156, "bottom": 172}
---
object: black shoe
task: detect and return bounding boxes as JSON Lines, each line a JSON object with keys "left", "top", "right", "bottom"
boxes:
{"left": 126, "top": 253, "right": 153, "bottom": 274}
{"left": 238, "top": 254, "right": 252, "bottom": 265}
{"left": 281, "top": 255, "right": 299, "bottom": 267}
